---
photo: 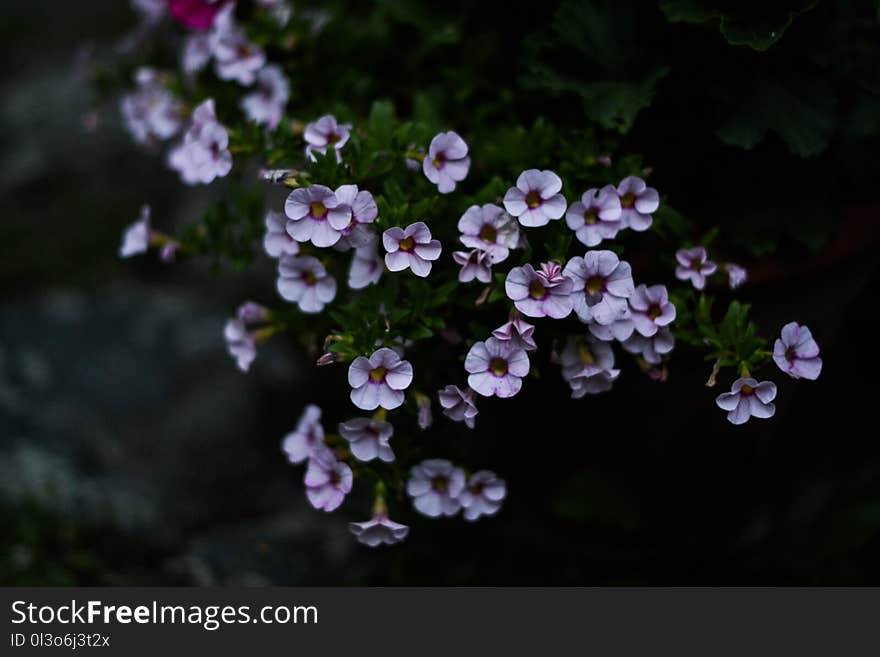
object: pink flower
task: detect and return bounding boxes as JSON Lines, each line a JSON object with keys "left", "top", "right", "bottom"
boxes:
{"left": 453, "top": 249, "right": 493, "bottom": 283}
{"left": 565, "top": 185, "right": 623, "bottom": 247}
{"left": 276, "top": 255, "right": 337, "bottom": 313}
{"left": 333, "top": 184, "right": 378, "bottom": 249}
{"left": 304, "top": 448, "right": 352, "bottom": 512}
{"left": 167, "top": 99, "right": 232, "bottom": 185}
{"left": 465, "top": 337, "right": 529, "bottom": 398}
{"left": 459, "top": 470, "right": 506, "bottom": 521}
{"left": 284, "top": 184, "right": 351, "bottom": 248}
{"left": 281, "top": 404, "right": 324, "bottom": 464}
{"left": 348, "top": 348, "right": 414, "bottom": 411}
{"left": 505, "top": 262, "right": 573, "bottom": 319}
{"left": 406, "top": 459, "right": 465, "bottom": 518}
{"left": 563, "top": 250, "right": 634, "bottom": 325}
{"left": 304, "top": 114, "right": 350, "bottom": 163}
{"left": 503, "top": 169, "right": 567, "bottom": 227}
{"left": 338, "top": 418, "right": 395, "bottom": 462}
{"left": 349, "top": 514, "right": 409, "bottom": 547}
{"left": 437, "top": 385, "right": 478, "bottom": 428}
{"left": 616, "top": 176, "right": 659, "bottom": 231}
{"left": 715, "top": 378, "right": 777, "bottom": 425}
{"left": 492, "top": 317, "right": 537, "bottom": 351}
{"left": 773, "top": 322, "right": 822, "bottom": 380}
{"left": 675, "top": 246, "right": 717, "bottom": 291}
{"left": 629, "top": 284, "right": 676, "bottom": 337}
{"left": 383, "top": 222, "right": 442, "bottom": 278}
{"left": 422, "top": 131, "right": 470, "bottom": 193}
{"left": 457, "top": 203, "right": 519, "bottom": 263}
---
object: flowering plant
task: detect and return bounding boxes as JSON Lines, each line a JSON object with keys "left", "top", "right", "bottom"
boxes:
{"left": 104, "top": 0, "right": 830, "bottom": 549}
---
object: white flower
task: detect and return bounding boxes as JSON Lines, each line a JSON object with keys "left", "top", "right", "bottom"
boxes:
{"left": 241, "top": 64, "right": 290, "bottom": 129}
{"left": 276, "top": 255, "right": 337, "bottom": 313}
{"left": 406, "top": 459, "right": 465, "bottom": 518}
{"left": 459, "top": 470, "right": 506, "bottom": 521}
{"left": 338, "top": 418, "right": 395, "bottom": 462}
{"left": 119, "top": 205, "right": 152, "bottom": 258}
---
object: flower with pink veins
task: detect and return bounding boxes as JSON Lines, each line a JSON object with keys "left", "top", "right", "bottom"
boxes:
{"left": 453, "top": 249, "right": 493, "bottom": 283}
{"left": 492, "top": 316, "right": 537, "bottom": 351}
{"left": 503, "top": 169, "right": 567, "bottom": 227}
{"left": 276, "top": 255, "right": 337, "bottom": 313}
{"left": 616, "top": 176, "right": 659, "bottom": 231}
{"left": 465, "top": 337, "right": 530, "bottom": 398}
{"left": 715, "top": 378, "right": 777, "bottom": 425}
{"left": 505, "top": 262, "right": 573, "bottom": 319}
{"left": 457, "top": 203, "right": 519, "bottom": 263}
{"left": 284, "top": 184, "right": 351, "bottom": 248}
{"left": 333, "top": 184, "right": 378, "bottom": 249}
{"left": 675, "top": 246, "right": 717, "bottom": 291}
{"left": 437, "top": 385, "right": 478, "bottom": 428}
{"left": 629, "top": 284, "right": 676, "bottom": 337}
{"left": 304, "top": 448, "right": 352, "bottom": 512}
{"left": 304, "top": 114, "right": 351, "bottom": 163}
{"left": 565, "top": 185, "right": 623, "bottom": 247}
{"left": 382, "top": 222, "right": 442, "bottom": 277}
{"left": 281, "top": 404, "right": 324, "bottom": 464}
{"left": 348, "top": 348, "right": 414, "bottom": 411}
{"left": 563, "top": 250, "right": 634, "bottom": 325}
{"left": 773, "top": 322, "right": 822, "bottom": 380}
{"left": 422, "top": 131, "right": 470, "bottom": 193}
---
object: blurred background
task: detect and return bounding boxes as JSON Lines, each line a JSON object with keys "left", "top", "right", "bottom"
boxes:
{"left": 1, "top": 0, "right": 879, "bottom": 585}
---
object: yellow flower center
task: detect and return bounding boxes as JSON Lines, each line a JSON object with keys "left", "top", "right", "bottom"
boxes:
{"left": 578, "top": 344, "right": 596, "bottom": 365}
{"left": 327, "top": 133, "right": 341, "bottom": 144}
{"left": 528, "top": 279, "right": 547, "bottom": 299}
{"left": 741, "top": 384, "right": 754, "bottom": 395}
{"left": 369, "top": 366, "right": 387, "bottom": 383}
{"left": 620, "top": 193, "right": 636, "bottom": 208}
{"left": 525, "top": 191, "right": 542, "bottom": 209}
{"left": 585, "top": 275, "right": 605, "bottom": 294}
{"left": 479, "top": 224, "right": 498, "bottom": 243}
{"left": 431, "top": 476, "right": 448, "bottom": 493}
{"left": 310, "top": 202, "right": 328, "bottom": 218}
{"left": 398, "top": 236, "right": 415, "bottom": 252}
{"left": 584, "top": 208, "right": 598, "bottom": 224}
{"left": 648, "top": 304, "right": 662, "bottom": 320}
{"left": 489, "top": 357, "right": 509, "bottom": 376}
{"left": 302, "top": 271, "right": 317, "bottom": 285}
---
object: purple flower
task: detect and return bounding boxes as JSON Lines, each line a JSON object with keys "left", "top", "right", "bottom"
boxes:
{"left": 465, "top": 337, "right": 529, "bottom": 398}
{"left": 119, "top": 205, "right": 152, "bottom": 258}
{"left": 304, "top": 448, "right": 353, "bottom": 512}
{"left": 120, "top": 68, "right": 183, "bottom": 144}
{"left": 492, "top": 317, "right": 537, "bottom": 351}
{"left": 725, "top": 263, "right": 748, "bottom": 290}
{"left": 236, "top": 301, "right": 269, "bottom": 323}
{"left": 558, "top": 336, "right": 619, "bottom": 398}
{"left": 587, "top": 313, "right": 635, "bottom": 342}
{"left": 457, "top": 203, "right": 519, "bottom": 263}
{"left": 281, "top": 404, "right": 324, "bottom": 464}
{"left": 338, "top": 418, "right": 395, "bottom": 462}
{"left": 210, "top": 5, "right": 265, "bottom": 85}
{"left": 503, "top": 169, "right": 567, "bottom": 227}
{"left": 616, "top": 176, "right": 659, "bottom": 231}
{"left": 453, "top": 249, "right": 493, "bottom": 283}
{"left": 383, "top": 222, "right": 442, "bottom": 277}
{"left": 675, "top": 246, "right": 717, "bottom": 291}
{"left": 167, "top": 99, "right": 232, "bottom": 185}
{"left": 629, "top": 284, "right": 676, "bottom": 337}
{"left": 304, "top": 114, "right": 350, "bottom": 163}
{"left": 284, "top": 184, "right": 351, "bottom": 248}
{"left": 505, "top": 262, "right": 573, "bottom": 319}
{"left": 241, "top": 64, "right": 289, "bottom": 129}
{"left": 263, "top": 210, "right": 299, "bottom": 258}
{"left": 459, "top": 470, "right": 506, "bottom": 522}
{"left": 406, "top": 459, "right": 465, "bottom": 518}
{"left": 223, "top": 318, "right": 256, "bottom": 372}
{"left": 422, "top": 131, "right": 470, "bottom": 193}
{"left": 715, "top": 378, "right": 777, "bottom": 425}
{"left": 349, "top": 514, "right": 409, "bottom": 547}
{"left": 348, "top": 348, "right": 414, "bottom": 411}
{"left": 348, "top": 243, "right": 384, "bottom": 289}
{"left": 333, "top": 184, "right": 378, "bottom": 248}
{"left": 437, "top": 385, "right": 478, "bottom": 428}
{"left": 773, "top": 322, "right": 822, "bottom": 380}
{"left": 563, "top": 250, "right": 634, "bottom": 325}
{"left": 621, "top": 327, "right": 674, "bottom": 365}
{"left": 276, "top": 255, "right": 337, "bottom": 313}
{"left": 565, "top": 185, "right": 623, "bottom": 247}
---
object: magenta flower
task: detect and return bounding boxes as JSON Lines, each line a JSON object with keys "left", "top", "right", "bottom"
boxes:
{"left": 334, "top": 184, "right": 378, "bottom": 249}
{"left": 437, "top": 385, "right": 478, "bottom": 428}
{"left": 349, "top": 514, "right": 409, "bottom": 547}
{"left": 281, "top": 404, "right": 324, "bottom": 464}
{"left": 505, "top": 262, "right": 573, "bottom": 319}
{"left": 558, "top": 336, "right": 619, "bottom": 398}
{"left": 564, "top": 250, "right": 634, "bottom": 325}
{"left": 492, "top": 317, "right": 537, "bottom": 351}
{"left": 284, "top": 184, "right": 351, "bottom": 248}
{"left": 773, "top": 322, "right": 822, "bottom": 380}
{"left": 565, "top": 185, "right": 623, "bottom": 247}
{"left": 338, "top": 418, "right": 394, "bottom": 462}
{"left": 616, "top": 176, "right": 659, "bottom": 231}
{"left": 503, "top": 169, "right": 567, "bottom": 227}
{"left": 457, "top": 203, "right": 519, "bottom": 263}
{"left": 120, "top": 68, "right": 183, "bottom": 145}
{"left": 465, "top": 337, "right": 529, "bottom": 398}
{"left": 348, "top": 348, "right": 414, "bottom": 411}
{"left": 241, "top": 64, "right": 289, "bottom": 129}
{"left": 621, "top": 327, "right": 675, "bottom": 365}
{"left": 406, "top": 459, "right": 465, "bottom": 518}
{"left": 119, "top": 205, "right": 152, "bottom": 258}
{"left": 715, "top": 378, "right": 777, "bottom": 425}
{"left": 167, "top": 0, "right": 224, "bottom": 30}
{"left": 304, "top": 114, "right": 351, "bottom": 163}
{"left": 675, "top": 246, "right": 717, "bottom": 291}
{"left": 348, "top": 243, "right": 384, "bottom": 290}
{"left": 453, "top": 249, "right": 493, "bottom": 283}
{"left": 725, "top": 263, "right": 748, "bottom": 290}
{"left": 304, "top": 448, "right": 353, "bottom": 512}
{"left": 459, "top": 470, "right": 506, "bottom": 522}
{"left": 383, "top": 222, "right": 442, "bottom": 278}
{"left": 263, "top": 210, "right": 299, "bottom": 258}
{"left": 629, "top": 284, "right": 676, "bottom": 337}
{"left": 276, "top": 255, "right": 337, "bottom": 313}
{"left": 422, "top": 131, "right": 470, "bottom": 193}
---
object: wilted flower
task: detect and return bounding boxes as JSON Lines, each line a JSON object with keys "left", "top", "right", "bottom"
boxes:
{"left": 616, "top": 176, "right": 659, "bottom": 231}
{"left": 503, "top": 169, "right": 567, "bottom": 227}
{"left": 338, "top": 418, "right": 395, "bottom": 462}
{"left": 465, "top": 337, "right": 529, "bottom": 398}
{"left": 437, "top": 385, "right": 478, "bottom": 428}
{"left": 406, "top": 459, "right": 465, "bottom": 518}
{"left": 563, "top": 250, "right": 634, "bottom": 325}
{"left": 773, "top": 322, "right": 822, "bottom": 380}
{"left": 459, "top": 470, "right": 506, "bottom": 521}
{"left": 333, "top": 184, "right": 378, "bottom": 249}
{"left": 241, "top": 64, "right": 289, "bottom": 128}
{"left": 304, "top": 448, "right": 353, "bottom": 512}
{"left": 675, "top": 246, "right": 717, "bottom": 291}
{"left": 629, "top": 284, "right": 676, "bottom": 337}
{"left": 565, "top": 186, "right": 623, "bottom": 247}
{"left": 167, "top": 98, "right": 232, "bottom": 185}
{"left": 276, "top": 255, "right": 337, "bottom": 313}
{"left": 505, "top": 262, "right": 573, "bottom": 319}
{"left": 725, "top": 263, "right": 748, "bottom": 290}
{"left": 284, "top": 184, "right": 351, "bottom": 248}
{"left": 621, "top": 327, "right": 675, "bottom": 365}
{"left": 422, "top": 131, "right": 470, "bottom": 193}
{"left": 263, "top": 210, "right": 299, "bottom": 258}
{"left": 349, "top": 514, "right": 409, "bottom": 547}
{"left": 715, "top": 378, "right": 777, "bottom": 425}
{"left": 119, "top": 205, "right": 152, "bottom": 258}
{"left": 558, "top": 335, "right": 619, "bottom": 398}
{"left": 346, "top": 243, "right": 383, "bottom": 290}
{"left": 282, "top": 404, "right": 324, "bottom": 464}
{"left": 383, "top": 222, "right": 442, "bottom": 277}
{"left": 120, "top": 68, "right": 183, "bottom": 145}
{"left": 348, "top": 347, "right": 414, "bottom": 411}
{"left": 453, "top": 249, "right": 493, "bottom": 283}
{"left": 457, "top": 203, "right": 519, "bottom": 263}
{"left": 304, "top": 114, "right": 351, "bottom": 163}
{"left": 492, "top": 317, "right": 537, "bottom": 351}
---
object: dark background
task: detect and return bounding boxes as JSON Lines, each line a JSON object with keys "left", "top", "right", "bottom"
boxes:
{"left": 1, "top": 0, "right": 879, "bottom": 585}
